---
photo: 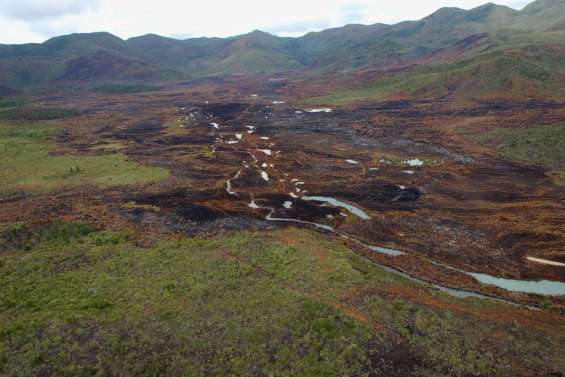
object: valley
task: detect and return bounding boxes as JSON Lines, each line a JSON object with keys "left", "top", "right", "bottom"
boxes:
{"left": 2, "top": 79, "right": 565, "bottom": 375}
{"left": 1, "top": 0, "right": 565, "bottom": 375}
{"left": 3, "top": 79, "right": 564, "bottom": 306}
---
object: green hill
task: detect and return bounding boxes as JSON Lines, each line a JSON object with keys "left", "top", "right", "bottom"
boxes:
{"left": 309, "top": 37, "right": 565, "bottom": 104}
{"left": 0, "top": 0, "right": 563, "bottom": 97}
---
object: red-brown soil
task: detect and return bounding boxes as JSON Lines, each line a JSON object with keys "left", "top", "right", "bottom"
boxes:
{"left": 4, "top": 79, "right": 564, "bottom": 311}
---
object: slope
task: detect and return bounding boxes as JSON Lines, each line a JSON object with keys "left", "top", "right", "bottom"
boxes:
{"left": 308, "top": 34, "right": 565, "bottom": 104}
{"left": 0, "top": 0, "right": 563, "bottom": 90}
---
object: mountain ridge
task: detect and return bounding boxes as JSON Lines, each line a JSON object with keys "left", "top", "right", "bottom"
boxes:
{"left": 0, "top": 0, "right": 563, "bottom": 95}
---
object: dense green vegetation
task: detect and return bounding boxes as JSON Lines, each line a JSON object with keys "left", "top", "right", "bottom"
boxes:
{"left": 200, "top": 42, "right": 305, "bottom": 76}
{"left": 308, "top": 45, "right": 565, "bottom": 104}
{"left": 0, "top": 123, "right": 169, "bottom": 194}
{"left": 0, "top": 0, "right": 563, "bottom": 88}
{"left": 0, "top": 221, "right": 98, "bottom": 252}
{"left": 0, "top": 97, "right": 27, "bottom": 109}
{"left": 94, "top": 83, "right": 162, "bottom": 94}
{"left": 0, "top": 223, "right": 563, "bottom": 376}
{"left": 470, "top": 122, "right": 565, "bottom": 170}
{"left": 0, "top": 107, "right": 81, "bottom": 121}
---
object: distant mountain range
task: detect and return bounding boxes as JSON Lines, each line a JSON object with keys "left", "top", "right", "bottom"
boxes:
{"left": 0, "top": 0, "right": 564, "bottom": 101}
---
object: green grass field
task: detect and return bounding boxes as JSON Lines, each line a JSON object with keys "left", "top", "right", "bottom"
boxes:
{"left": 1, "top": 223, "right": 563, "bottom": 376}
{"left": 0, "top": 123, "right": 169, "bottom": 194}
{"left": 94, "top": 83, "right": 163, "bottom": 94}
{"left": 0, "top": 97, "right": 27, "bottom": 110}
{"left": 308, "top": 47, "right": 565, "bottom": 106}
{"left": 0, "top": 108, "right": 81, "bottom": 121}
{"left": 471, "top": 123, "right": 565, "bottom": 170}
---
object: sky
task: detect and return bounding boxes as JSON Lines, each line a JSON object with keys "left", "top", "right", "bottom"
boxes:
{"left": 0, "top": 0, "right": 533, "bottom": 44}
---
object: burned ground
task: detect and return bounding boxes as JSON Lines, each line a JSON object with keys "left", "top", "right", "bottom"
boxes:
{"left": 1, "top": 78, "right": 565, "bottom": 376}
{"left": 2, "top": 80, "right": 564, "bottom": 309}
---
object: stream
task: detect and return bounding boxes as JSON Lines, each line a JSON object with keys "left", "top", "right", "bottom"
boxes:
{"left": 207, "top": 108, "right": 565, "bottom": 301}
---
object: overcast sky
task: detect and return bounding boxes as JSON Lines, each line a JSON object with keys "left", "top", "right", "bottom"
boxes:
{"left": 0, "top": 0, "right": 533, "bottom": 44}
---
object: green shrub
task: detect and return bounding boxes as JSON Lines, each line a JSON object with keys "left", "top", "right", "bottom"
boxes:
{"left": 0, "top": 123, "right": 169, "bottom": 194}
{"left": 0, "top": 97, "right": 27, "bottom": 109}
{"left": 0, "top": 107, "right": 81, "bottom": 121}
{"left": 0, "top": 221, "right": 97, "bottom": 252}
{"left": 95, "top": 84, "right": 162, "bottom": 94}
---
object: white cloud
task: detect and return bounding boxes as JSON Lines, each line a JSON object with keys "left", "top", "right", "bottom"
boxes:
{"left": 0, "top": 0, "right": 98, "bottom": 21}
{"left": 0, "top": 15, "right": 44, "bottom": 44}
{"left": 0, "top": 0, "right": 536, "bottom": 44}
{"left": 267, "top": 19, "right": 332, "bottom": 37}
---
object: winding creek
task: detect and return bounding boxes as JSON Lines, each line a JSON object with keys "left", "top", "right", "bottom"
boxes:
{"left": 466, "top": 273, "right": 565, "bottom": 296}
{"left": 302, "top": 196, "right": 370, "bottom": 220}
{"left": 206, "top": 107, "right": 565, "bottom": 301}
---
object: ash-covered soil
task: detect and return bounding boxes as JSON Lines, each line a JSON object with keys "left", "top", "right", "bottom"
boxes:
{"left": 5, "top": 82, "right": 564, "bottom": 309}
